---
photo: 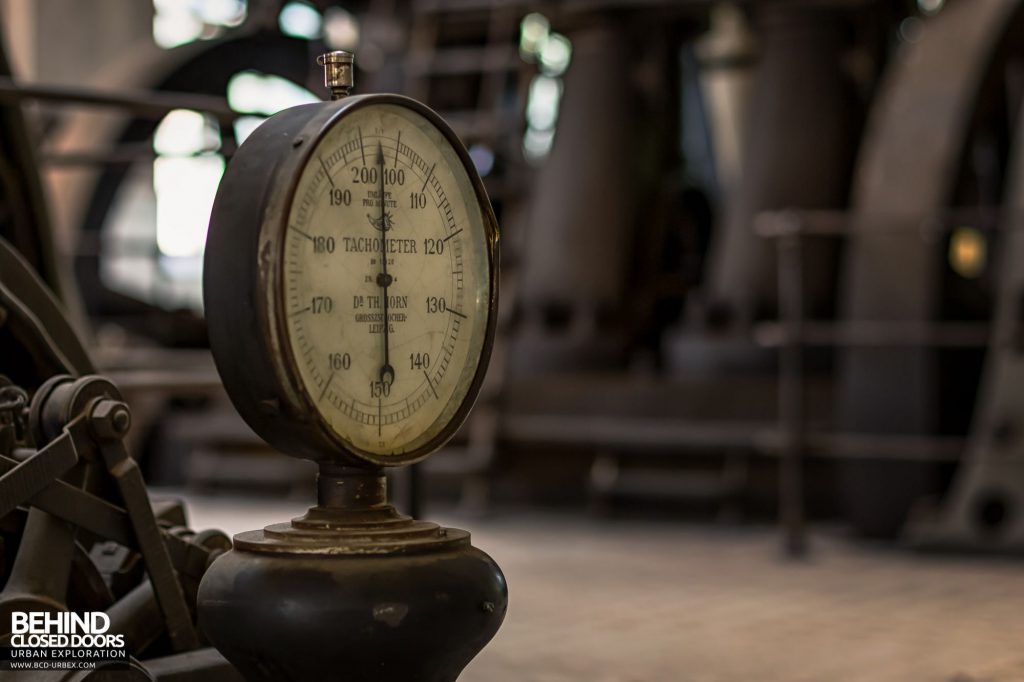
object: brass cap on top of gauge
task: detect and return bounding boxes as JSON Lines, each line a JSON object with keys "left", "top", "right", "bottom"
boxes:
{"left": 317, "top": 50, "right": 354, "bottom": 100}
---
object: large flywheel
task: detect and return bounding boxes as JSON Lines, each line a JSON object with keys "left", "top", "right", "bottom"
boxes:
{"left": 838, "top": 0, "right": 1024, "bottom": 537}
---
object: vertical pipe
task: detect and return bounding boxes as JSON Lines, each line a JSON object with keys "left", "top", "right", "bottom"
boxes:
{"left": 704, "top": 3, "right": 858, "bottom": 324}
{"left": 407, "top": 463, "right": 423, "bottom": 520}
{"left": 778, "top": 226, "right": 806, "bottom": 557}
{"left": 513, "top": 21, "right": 636, "bottom": 371}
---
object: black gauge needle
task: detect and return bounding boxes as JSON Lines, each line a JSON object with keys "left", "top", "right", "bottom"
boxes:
{"left": 375, "top": 142, "right": 395, "bottom": 386}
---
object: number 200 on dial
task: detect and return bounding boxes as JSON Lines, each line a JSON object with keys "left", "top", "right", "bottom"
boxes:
{"left": 281, "top": 103, "right": 493, "bottom": 458}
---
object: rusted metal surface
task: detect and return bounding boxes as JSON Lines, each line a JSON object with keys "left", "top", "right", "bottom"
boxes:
{"left": 198, "top": 464, "right": 506, "bottom": 682}
{"left": 228, "top": 468, "right": 470, "bottom": 556}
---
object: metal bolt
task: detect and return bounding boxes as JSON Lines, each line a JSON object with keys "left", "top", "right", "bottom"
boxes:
{"left": 258, "top": 398, "right": 280, "bottom": 415}
{"left": 481, "top": 601, "right": 495, "bottom": 613}
{"left": 317, "top": 51, "right": 354, "bottom": 100}
{"left": 90, "top": 400, "right": 132, "bottom": 441}
{"left": 112, "top": 408, "right": 131, "bottom": 434}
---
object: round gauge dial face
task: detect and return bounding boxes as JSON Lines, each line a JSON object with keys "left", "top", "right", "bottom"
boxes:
{"left": 280, "top": 103, "right": 492, "bottom": 459}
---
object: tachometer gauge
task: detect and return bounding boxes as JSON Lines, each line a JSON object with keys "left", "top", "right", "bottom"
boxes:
{"left": 204, "top": 78, "right": 498, "bottom": 466}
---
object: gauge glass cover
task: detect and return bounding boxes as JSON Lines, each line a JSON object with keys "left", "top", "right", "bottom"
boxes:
{"left": 280, "top": 103, "right": 491, "bottom": 458}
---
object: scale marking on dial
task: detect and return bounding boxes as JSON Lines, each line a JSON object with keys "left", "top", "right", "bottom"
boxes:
{"left": 279, "top": 103, "right": 489, "bottom": 457}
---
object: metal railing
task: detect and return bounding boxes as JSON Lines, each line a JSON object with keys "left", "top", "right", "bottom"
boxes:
{"left": 755, "top": 207, "right": 1011, "bottom": 555}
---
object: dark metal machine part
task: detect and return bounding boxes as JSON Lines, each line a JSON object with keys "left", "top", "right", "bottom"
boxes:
{"left": 0, "top": 238, "right": 94, "bottom": 380}
{"left": 514, "top": 19, "right": 637, "bottom": 370}
{"left": 0, "top": 227, "right": 237, "bottom": 677}
{"left": 908, "top": 52, "right": 1024, "bottom": 550}
{"left": 0, "top": 374, "right": 240, "bottom": 678}
{"left": 838, "top": 0, "right": 1024, "bottom": 537}
{"left": 703, "top": 1, "right": 860, "bottom": 324}
{"left": 0, "top": 23, "right": 222, "bottom": 670}
{"left": 0, "top": 36, "right": 64, "bottom": 300}
{"left": 199, "top": 468, "right": 507, "bottom": 682}
{"left": 198, "top": 52, "right": 506, "bottom": 681}
{"left": 0, "top": 32, "right": 222, "bottom": 670}
{"left": 0, "top": 373, "right": 240, "bottom": 677}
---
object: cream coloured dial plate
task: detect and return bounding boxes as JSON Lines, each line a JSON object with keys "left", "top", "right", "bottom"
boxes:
{"left": 281, "top": 103, "right": 491, "bottom": 457}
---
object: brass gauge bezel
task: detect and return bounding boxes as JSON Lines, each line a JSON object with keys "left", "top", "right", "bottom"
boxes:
{"left": 204, "top": 94, "right": 499, "bottom": 467}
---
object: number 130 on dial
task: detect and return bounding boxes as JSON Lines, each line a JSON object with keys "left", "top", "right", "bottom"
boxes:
{"left": 205, "top": 94, "right": 498, "bottom": 467}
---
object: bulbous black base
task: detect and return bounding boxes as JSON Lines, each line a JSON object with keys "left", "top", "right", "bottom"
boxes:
{"left": 197, "top": 529, "right": 507, "bottom": 682}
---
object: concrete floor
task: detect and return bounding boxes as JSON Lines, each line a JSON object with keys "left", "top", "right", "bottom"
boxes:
{"left": 178, "top": 494, "right": 1024, "bottom": 682}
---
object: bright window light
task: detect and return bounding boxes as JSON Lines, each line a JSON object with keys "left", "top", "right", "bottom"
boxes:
{"left": 227, "top": 71, "right": 319, "bottom": 116}
{"left": 233, "top": 115, "right": 266, "bottom": 144}
{"left": 153, "top": 7, "right": 203, "bottom": 49}
{"left": 153, "top": 109, "right": 220, "bottom": 156}
{"left": 152, "top": 0, "right": 247, "bottom": 49}
{"left": 520, "top": 13, "right": 550, "bottom": 58}
{"left": 196, "top": 0, "right": 247, "bottom": 26}
{"left": 523, "top": 128, "right": 555, "bottom": 162}
{"left": 539, "top": 33, "right": 572, "bottom": 76}
{"left": 526, "top": 76, "right": 562, "bottom": 131}
{"left": 154, "top": 155, "right": 225, "bottom": 259}
{"left": 279, "top": 2, "right": 323, "bottom": 40}
{"left": 519, "top": 17, "right": 570, "bottom": 165}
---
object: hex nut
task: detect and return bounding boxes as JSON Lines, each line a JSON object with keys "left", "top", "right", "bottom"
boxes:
{"left": 91, "top": 400, "right": 132, "bottom": 440}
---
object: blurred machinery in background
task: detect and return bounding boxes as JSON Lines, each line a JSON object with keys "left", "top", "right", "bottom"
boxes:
{"left": 2, "top": 0, "right": 1024, "bottom": 557}
{"left": 0, "top": 32, "right": 238, "bottom": 678}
